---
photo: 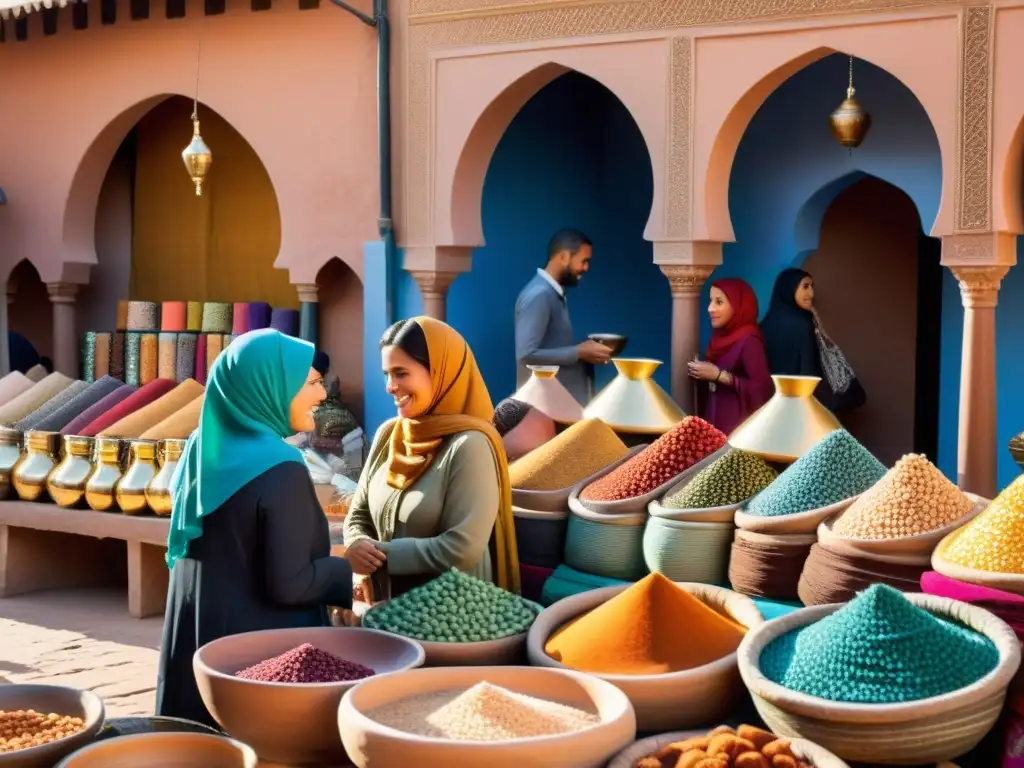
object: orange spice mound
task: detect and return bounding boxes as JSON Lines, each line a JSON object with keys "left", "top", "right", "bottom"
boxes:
{"left": 543, "top": 573, "right": 747, "bottom": 675}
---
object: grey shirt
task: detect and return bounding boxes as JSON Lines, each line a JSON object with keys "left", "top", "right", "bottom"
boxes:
{"left": 514, "top": 273, "right": 589, "bottom": 403}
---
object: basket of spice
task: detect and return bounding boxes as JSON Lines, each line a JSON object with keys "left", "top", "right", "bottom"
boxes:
{"left": 649, "top": 447, "right": 778, "bottom": 524}
{"left": 0, "top": 684, "right": 104, "bottom": 768}
{"left": 737, "top": 584, "right": 1021, "bottom": 764}
{"left": 570, "top": 417, "right": 729, "bottom": 517}
{"left": 734, "top": 429, "right": 886, "bottom": 535}
{"left": 338, "top": 665, "right": 636, "bottom": 768}
{"left": 819, "top": 454, "right": 984, "bottom": 557}
{"left": 563, "top": 502, "right": 648, "bottom": 581}
{"left": 53, "top": 733, "right": 258, "bottom": 768}
{"left": 641, "top": 517, "right": 734, "bottom": 584}
{"left": 360, "top": 569, "right": 541, "bottom": 666}
{"left": 512, "top": 504, "right": 569, "bottom": 569}
{"left": 509, "top": 419, "right": 633, "bottom": 513}
{"left": 526, "top": 573, "right": 764, "bottom": 732}
{"left": 606, "top": 723, "right": 850, "bottom": 768}
{"left": 193, "top": 626, "right": 425, "bottom": 766}
{"left": 729, "top": 529, "right": 818, "bottom": 602}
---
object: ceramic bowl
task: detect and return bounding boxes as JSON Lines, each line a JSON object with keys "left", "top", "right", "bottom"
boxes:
{"left": 606, "top": 729, "right": 851, "bottom": 768}
{"left": 526, "top": 582, "right": 764, "bottom": 732}
{"left": 737, "top": 593, "right": 1022, "bottom": 764}
{"left": 734, "top": 494, "right": 861, "bottom": 535}
{"left": 193, "top": 625, "right": 425, "bottom": 766}
{"left": 588, "top": 333, "right": 628, "bottom": 356}
{"left": 0, "top": 684, "right": 105, "bottom": 768}
{"left": 338, "top": 665, "right": 636, "bottom": 768}
{"left": 53, "top": 733, "right": 257, "bottom": 768}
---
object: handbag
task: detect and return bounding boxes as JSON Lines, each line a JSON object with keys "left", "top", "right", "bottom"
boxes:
{"left": 813, "top": 314, "right": 866, "bottom": 412}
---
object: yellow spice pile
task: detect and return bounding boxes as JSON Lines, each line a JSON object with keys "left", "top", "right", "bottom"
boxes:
{"left": 939, "top": 474, "right": 1024, "bottom": 573}
{"left": 832, "top": 453, "right": 974, "bottom": 539}
{"left": 509, "top": 418, "right": 628, "bottom": 492}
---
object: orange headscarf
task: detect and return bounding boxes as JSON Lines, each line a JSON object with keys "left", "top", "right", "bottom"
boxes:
{"left": 385, "top": 317, "right": 520, "bottom": 594}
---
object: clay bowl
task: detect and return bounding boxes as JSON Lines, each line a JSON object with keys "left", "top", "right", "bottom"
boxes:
{"left": 53, "top": 733, "right": 257, "bottom": 768}
{"left": 193, "top": 626, "right": 425, "bottom": 766}
{"left": 588, "top": 333, "right": 628, "bottom": 356}
{"left": 526, "top": 582, "right": 764, "bottom": 732}
{"left": 338, "top": 665, "right": 636, "bottom": 768}
{"left": 606, "top": 729, "right": 851, "bottom": 768}
{"left": 0, "top": 684, "right": 105, "bottom": 768}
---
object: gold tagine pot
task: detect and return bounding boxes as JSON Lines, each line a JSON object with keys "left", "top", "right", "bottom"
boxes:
{"left": 12, "top": 431, "right": 61, "bottom": 502}
{"left": 1010, "top": 431, "right": 1024, "bottom": 472}
{"left": 116, "top": 440, "right": 159, "bottom": 515}
{"left": 511, "top": 365, "right": 584, "bottom": 425}
{"left": 583, "top": 358, "right": 685, "bottom": 435}
{"left": 0, "top": 427, "right": 23, "bottom": 501}
{"left": 85, "top": 437, "right": 125, "bottom": 512}
{"left": 146, "top": 438, "right": 186, "bottom": 516}
{"left": 47, "top": 435, "right": 96, "bottom": 508}
{"left": 728, "top": 375, "right": 841, "bottom": 463}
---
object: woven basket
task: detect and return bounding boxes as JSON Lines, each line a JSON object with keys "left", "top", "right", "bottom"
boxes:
{"left": 569, "top": 444, "right": 730, "bottom": 517}
{"left": 932, "top": 528, "right": 1024, "bottom": 596}
{"left": 642, "top": 517, "right": 733, "bottom": 584}
{"left": 564, "top": 505, "right": 647, "bottom": 581}
{"left": 737, "top": 593, "right": 1022, "bottom": 764}
{"left": 511, "top": 445, "right": 644, "bottom": 513}
{"left": 814, "top": 527, "right": 933, "bottom": 567}
{"left": 526, "top": 582, "right": 763, "bottom": 732}
{"left": 606, "top": 729, "right": 850, "bottom": 768}
{"left": 513, "top": 504, "right": 568, "bottom": 569}
{"left": 734, "top": 493, "right": 861, "bottom": 535}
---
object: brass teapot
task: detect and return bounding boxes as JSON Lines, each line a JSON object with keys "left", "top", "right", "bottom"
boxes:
{"left": 146, "top": 438, "right": 186, "bottom": 516}
{"left": 85, "top": 438, "right": 124, "bottom": 512}
{"left": 12, "top": 431, "right": 60, "bottom": 502}
{"left": 116, "top": 440, "right": 159, "bottom": 515}
{"left": 47, "top": 436, "right": 96, "bottom": 508}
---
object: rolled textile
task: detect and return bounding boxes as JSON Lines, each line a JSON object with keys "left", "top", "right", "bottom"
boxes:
{"left": 223, "top": 334, "right": 233, "bottom": 349}
{"left": 0, "top": 373, "right": 75, "bottom": 426}
{"left": 125, "top": 332, "right": 142, "bottom": 386}
{"left": 161, "top": 301, "right": 187, "bottom": 332}
{"left": 126, "top": 300, "right": 159, "bottom": 331}
{"left": 98, "top": 379, "right": 205, "bottom": 438}
{"left": 25, "top": 364, "right": 47, "bottom": 383}
{"left": 140, "top": 395, "right": 204, "bottom": 440}
{"left": 232, "top": 303, "right": 250, "bottom": 335}
{"left": 75, "top": 378, "right": 177, "bottom": 437}
{"left": 158, "top": 333, "right": 178, "bottom": 380}
{"left": 175, "top": 333, "right": 197, "bottom": 382}
{"left": 201, "top": 302, "right": 232, "bottom": 334}
{"left": 61, "top": 384, "right": 137, "bottom": 436}
{"left": 31, "top": 376, "right": 124, "bottom": 433}
{"left": 94, "top": 333, "right": 111, "bottom": 379}
{"left": 110, "top": 332, "right": 126, "bottom": 381}
{"left": 116, "top": 300, "right": 129, "bottom": 331}
{"left": 270, "top": 308, "right": 299, "bottom": 337}
{"left": 82, "top": 332, "right": 97, "bottom": 383}
{"left": 921, "top": 571, "right": 1024, "bottom": 641}
{"left": 139, "top": 333, "right": 158, "bottom": 385}
{"left": 15, "top": 380, "right": 89, "bottom": 431}
{"left": 728, "top": 532, "right": 813, "bottom": 601}
{"left": 247, "top": 302, "right": 272, "bottom": 330}
{"left": 206, "top": 333, "right": 224, "bottom": 374}
{"left": 0, "top": 372, "right": 34, "bottom": 406}
{"left": 186, "top": 302, "right": 203, "bottom": 332}
{"left": 194, "top": 333, "right": 208, "bottom": 385}
{"left": 797, "top": 542, "right": 927, "bottom": 606}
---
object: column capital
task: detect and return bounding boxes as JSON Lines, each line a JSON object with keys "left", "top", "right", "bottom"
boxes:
{"left": 46, "top": 282, "right": 78, "bottom": 304}
{"left": 403, "top": 245, "right": 473, "bottom": 275}
{"left": 652, "top": 240, "right": 723, "bottom": 267}
{"left": 295, "top": 283, "right": 319, "bottom": 303}
{"left": 941, "top": 232, "right": 1017, "bottom": 269}
{"left": 660, "top": 264, "right": 716, "bottom": 296}
{"left": 951, "top": 265, "right": 1009, "bottom": 309}
{"left": 409, "top": 270, "right": 460, "bottom": 299}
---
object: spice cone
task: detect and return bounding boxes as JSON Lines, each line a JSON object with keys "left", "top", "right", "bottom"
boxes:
{"left": 509, "top": 418, "right": 628, "bottom": 491}
{"left": 939, "top": 474, "right": 1024, "bottom": 573}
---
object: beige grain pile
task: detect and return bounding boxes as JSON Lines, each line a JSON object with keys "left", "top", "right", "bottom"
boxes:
{"left": 508, "top": 418, "right": 628, "bottom": 491}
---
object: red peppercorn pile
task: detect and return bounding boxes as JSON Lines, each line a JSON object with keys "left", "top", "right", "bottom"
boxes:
{"left": 580, "top": 417, "right": 727, "bottom": 502}
{"left": 235, "top": 643, "right": 375, "bottom": 684}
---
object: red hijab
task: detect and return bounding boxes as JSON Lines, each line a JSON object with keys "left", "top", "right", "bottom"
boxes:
{"left": 705, "top": 278, "right": 762, "bottom": 364}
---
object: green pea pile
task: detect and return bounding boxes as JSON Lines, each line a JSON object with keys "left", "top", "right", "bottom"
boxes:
{"left": 662, "top": 448, "right": 777, "bottom": 509}
{"left": 362, "top": 569, "right": 538, "bottom": 643}
{"left": 744, "top": 429, "right": 886, "bottom": 518}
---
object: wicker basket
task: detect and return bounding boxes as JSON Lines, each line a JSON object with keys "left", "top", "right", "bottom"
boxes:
{"left": 736, "top": 593, "right": 1022, "bottom": 764}
{"left": 606, "top": 729, "right": 850, "bottom": 768}
{"left": 511, "top": 445, "right": 644, "bottom": 513}
{"left": 527, "top": 582, "right": 763, "bottom": 732}
{"left": 642, "top": 517, "right": 734, "bottom": 584}
{"left": 513, "top": 504, "right": 568, "bottom": 569}
{"left": 734, "top": 493, "right": 861, "bottom": 535}
{"left": 563, "top": 505, "right": 647, "bottom": 581}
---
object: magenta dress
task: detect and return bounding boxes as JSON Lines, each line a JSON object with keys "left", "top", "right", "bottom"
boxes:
{"left": 702, "top": 335, "right": 773, "bottom": 436}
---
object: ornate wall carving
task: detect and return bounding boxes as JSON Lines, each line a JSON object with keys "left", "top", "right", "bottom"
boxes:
{"left": 956, "top": 5, "right": 993, "bottom": 232}
{"left": 667, "top": 36, "right": 692, "bottom": 240}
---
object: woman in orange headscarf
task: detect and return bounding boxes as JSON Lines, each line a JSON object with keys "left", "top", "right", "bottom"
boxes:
{"left": 343, "top": 317, "right": 520, "bottom": 599}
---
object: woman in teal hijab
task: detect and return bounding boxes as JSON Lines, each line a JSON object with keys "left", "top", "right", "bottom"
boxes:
{"left": 156, "top": 329, "right": 353, "bottom": 727}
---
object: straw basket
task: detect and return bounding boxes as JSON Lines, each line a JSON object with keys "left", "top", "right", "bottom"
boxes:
{"left": 527, "top": 582, "right": 763, "bottom": 732}
{"left": 563, "top": 506, "right": 647, "bottom": 581}
{"left": 734, "top": 493, "right": 862, "bottom": 535}
{"left": 511, "top": 445, "right": 644, "bottom": 513}
{"left": 737, "top": 593, "right": 1022, "bottom": 764}
{"left": 513, "top": 505, "right": 568, "bottom": 569}
{"left": 606, "top": 729, "right": 850, "bottom": 768}
{"left": 642, "top": 517, "right": 734, "bottom": 584}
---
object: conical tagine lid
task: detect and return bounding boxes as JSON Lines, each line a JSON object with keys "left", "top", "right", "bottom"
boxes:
{"left": 728, "top": 375, "right": 840, "bottom": 463}
{"left": 583, "top": 358, "right": 685, "bottom": 435}
{"left": 511, "top": 366, "right": 584, "bottom": 424}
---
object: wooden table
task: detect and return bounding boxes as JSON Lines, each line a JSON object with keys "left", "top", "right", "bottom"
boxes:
{"left": 0, "top": 501, "right": 170, "bottom": 619}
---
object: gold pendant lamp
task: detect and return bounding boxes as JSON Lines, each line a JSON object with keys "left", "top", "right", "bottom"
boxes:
{"left": 829, "top": 56, "right": 872, "bottom": 150}
{"left": 182, "top": 40, "right": 212, "bottom": 195}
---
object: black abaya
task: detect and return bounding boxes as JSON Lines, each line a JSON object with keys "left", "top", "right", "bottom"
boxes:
{"left": 155, "top": 461, "right": 352, "bottom": 727}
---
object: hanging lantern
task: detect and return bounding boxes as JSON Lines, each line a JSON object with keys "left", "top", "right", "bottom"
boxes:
{"left": 182, "top": 112, "right": 212, "bottom": 196}
{"left": 829, "top": 56, "right": 872, "bottom": 149}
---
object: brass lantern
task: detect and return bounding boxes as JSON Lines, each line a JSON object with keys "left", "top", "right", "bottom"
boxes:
{"left": 830, "top": 56, "right": 872, "bottom": 149}
{"left": 182, "top": 109, "right": 212, "bottom": 196}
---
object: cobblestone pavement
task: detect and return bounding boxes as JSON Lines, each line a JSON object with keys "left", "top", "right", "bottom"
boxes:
{"left": 0, "top": 588, "right": 161, "bottom": 717}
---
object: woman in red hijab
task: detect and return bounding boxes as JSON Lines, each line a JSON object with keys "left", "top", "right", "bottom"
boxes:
{"left": 687, "top": 277, "right": 773, "bottom": 435}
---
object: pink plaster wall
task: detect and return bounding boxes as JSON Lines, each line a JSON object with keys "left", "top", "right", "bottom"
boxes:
{"left": 993, "top": 6, "right": 1024, "bottom": 234}
{"left": 0, "top": 0, "right": 378, "bottom": 286}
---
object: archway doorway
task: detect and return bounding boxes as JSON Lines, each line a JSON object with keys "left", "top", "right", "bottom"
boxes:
{"left": 445, "top": 71, "right": 662, "bottom": 399}
{"left": 316, "top": 258, "right": 364, "bottom": 424}
{"left": 803, "top": 176, "right": 942, "bottom": 465}
{"left": 7, "top": 259, "right": 52, "bottom": 370}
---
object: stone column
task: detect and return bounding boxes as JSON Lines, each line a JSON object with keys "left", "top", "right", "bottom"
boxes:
{"left": 404, "top": 246, "right": 473, "bottom": 323}
{"left": 659, "top": 264, "right": 716, "bottom": 413}
{"left": 950, "top": 265, "right": 1007, "bottom": 498}
{"left": 47, "top": 282, "right": 78, "bottom": 378}
{"left": 296, "top": 283, "right": 319, "bottom": 348}
{"left": 409, "top": 271, "right": 459, "bottom": 321}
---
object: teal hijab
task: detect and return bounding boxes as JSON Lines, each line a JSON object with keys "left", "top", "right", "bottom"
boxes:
{"left": 165, "top": 328, "right": 315, "bottom": 568}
